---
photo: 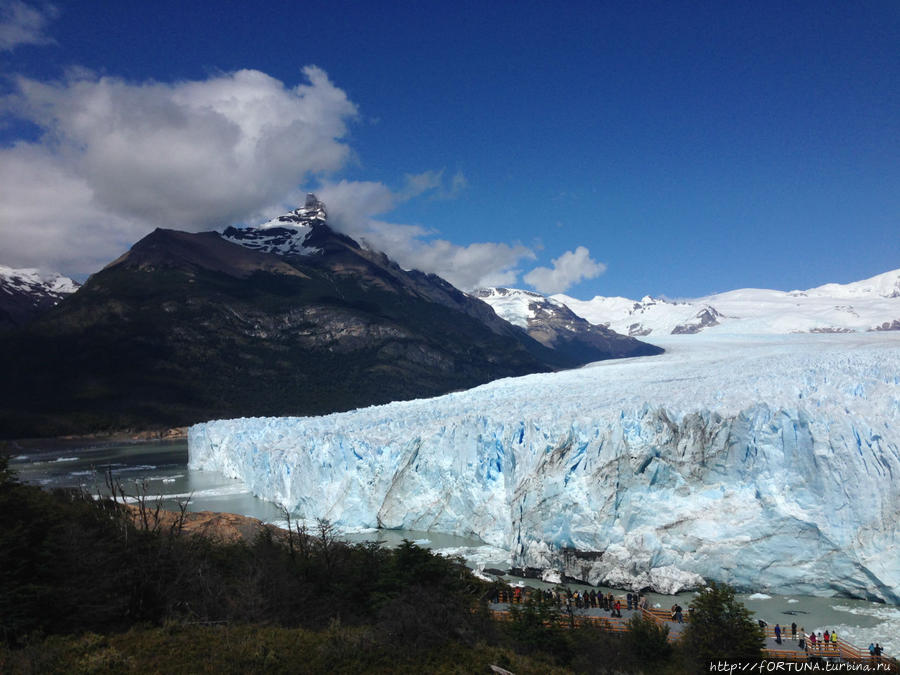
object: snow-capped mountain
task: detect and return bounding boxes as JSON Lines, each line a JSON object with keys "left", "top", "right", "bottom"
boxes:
{"left": 0, "top": 264, "right": 79, "bottom": 328}
{"left": 553, "top": 268, "right": 900, "bottom": 336}
{"left": 3, "top": 195, "right": 663, "bottom": 438}
{"left": 220, "top": 193, "right": 326, "bottom": 256}
{"left": 189, "top": 332, "right": 900, "bottom": 601}
{"left": 472, "top": 287, "right": 663, "bottom": 361}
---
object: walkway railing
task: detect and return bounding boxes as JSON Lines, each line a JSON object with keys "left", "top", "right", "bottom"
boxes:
{"left": 490, "top": 591, "right": 894, "bottom": 668}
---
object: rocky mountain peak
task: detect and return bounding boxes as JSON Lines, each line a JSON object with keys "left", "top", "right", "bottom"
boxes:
{"left": 221, "top": 194, "right": 360, "bottom": 257}
{"left": 260, "top": 193, "right": 328, "bottom": 230}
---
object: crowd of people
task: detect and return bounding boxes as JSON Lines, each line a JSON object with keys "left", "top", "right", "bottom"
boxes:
{"left": 768, "top": 621, "right": 887, "bottom": 661}
{"left": 493, "top": 586, "right": 652, "bottom": 617}
{"left": 494, "top": 588, "right": 889, "bottom": 662}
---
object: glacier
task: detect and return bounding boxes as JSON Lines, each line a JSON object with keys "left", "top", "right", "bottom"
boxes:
{"left": 189, "top": 333, "right": 900, "bottom": 601}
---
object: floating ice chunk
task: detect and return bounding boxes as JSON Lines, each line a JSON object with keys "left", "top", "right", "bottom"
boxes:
{"left": 542, "top": 569, "right": 562, "bottom": 584}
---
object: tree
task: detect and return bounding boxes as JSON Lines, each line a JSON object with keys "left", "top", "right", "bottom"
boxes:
{"left": 624, "top": 611, "right": 671, "bottom": 664}
{"left": 681, "top": 582, "right": 765, "bottom": 666}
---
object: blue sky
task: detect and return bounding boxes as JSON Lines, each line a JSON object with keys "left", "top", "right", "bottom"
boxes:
{"left": 1, "top": 0, "right": 897, "bottom": 299}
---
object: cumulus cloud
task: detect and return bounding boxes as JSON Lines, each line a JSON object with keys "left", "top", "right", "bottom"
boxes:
{"left": 0, "top": 66, "right": 358, "bottom": 273}
{"left": 0, "top": 0, "right": 57, "bottom": 51}
{"left": 363, "top": 225, "right": 534, "bottom": 290}
{"left": 316, "top": 179, "right": 533, "bottom": 291}
{"left": 0, "top": 144, "right": 140, "bottom": 273}
{"left": 0, "top": 61, "right": 588, "bottom": 294}
{"left": 523, "top": 246, "right": 606, "bottom": 294}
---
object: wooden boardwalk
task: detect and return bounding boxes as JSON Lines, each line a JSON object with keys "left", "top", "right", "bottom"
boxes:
{"left": 488, "top": 593, "right": 896, "bottom": 670}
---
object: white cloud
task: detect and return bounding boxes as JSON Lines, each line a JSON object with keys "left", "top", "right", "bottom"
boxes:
{"left": 0, "top": 66, "right": 358, "bottom": 274}
{"left": 0, "top": 144, "right": 141, "bottom": 274}
{"left": 316, "top": 179, "right": 533, "bottom": 291}
{"left": 523, "top": 246, "right": 606, "bottom": 294}
{"left": 0, "top": 62, "right": 589, "bottom": 294}
{"left": 0, "top": 0, "right": 57, "bottom": 51}
{"left": 396, "top": 169, "right": 468, "bottom": 201}
{"left": 362, "top": 225, "right": 534, "bottom": 290}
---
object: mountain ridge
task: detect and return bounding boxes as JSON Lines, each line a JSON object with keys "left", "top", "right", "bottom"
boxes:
{"left": 0, "top": 197, "right": 658, "bottom": 438}
{"left": 553, "top": 268, "right": 900, "bottom": 336}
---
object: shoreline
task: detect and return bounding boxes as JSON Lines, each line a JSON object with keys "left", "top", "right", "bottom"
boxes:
{"left": 4, "top": 426, "right": 187, "bottom": 452}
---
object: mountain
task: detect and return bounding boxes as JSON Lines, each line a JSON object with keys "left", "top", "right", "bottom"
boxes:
{"left": 0, "top": 264, "right": 79, "bottom": 329}
{"left": 553, "top": 269, "right": 900, "bottom": 336}
{"left": 0, "top": 195, "right": 658, "bottom": 438}
{"left": 472, "top": 287, "right": 663, "bottom": 361}
{"left": 189, "top": 332, "right": 900, "bottom": 602}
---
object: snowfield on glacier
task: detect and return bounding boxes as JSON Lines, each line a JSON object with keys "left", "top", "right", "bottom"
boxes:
{"left": 189, "top": 333, "right": 900, "bottom": 600}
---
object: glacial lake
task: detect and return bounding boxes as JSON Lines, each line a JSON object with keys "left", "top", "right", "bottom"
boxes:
{"left": 8, "top": 438, "right": 899, "bottom": 656}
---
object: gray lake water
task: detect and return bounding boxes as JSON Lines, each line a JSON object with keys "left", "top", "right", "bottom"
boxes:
{"left": 8, "top": 438, "right": 899, "bottom": 656}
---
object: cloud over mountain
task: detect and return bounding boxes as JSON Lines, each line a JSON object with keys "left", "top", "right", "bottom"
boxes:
{"left": 2, "top": 59, "right": 595, "bottom": 293}
{"left": 318, "top": 178, "right": 535, "bottom": 291}
{"left": 0, "top": 66, "right": 357, "bottom": 273}
{"left": 523, "top": 246, "right": 606, "bottom": 295}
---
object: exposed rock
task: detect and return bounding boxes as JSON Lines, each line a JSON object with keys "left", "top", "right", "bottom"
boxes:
{"left": 671, "top": 307, "right": 721, "bottom": 334}
{"left": 871, "top": 319, "right": 900, "bottom": 331}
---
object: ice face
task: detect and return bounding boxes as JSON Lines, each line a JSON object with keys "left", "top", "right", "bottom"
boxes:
{"left": 189, "top": 333, "right": 900, "bottom": 600}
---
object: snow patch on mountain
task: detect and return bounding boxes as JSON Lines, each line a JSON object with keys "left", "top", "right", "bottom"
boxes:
{"left": 554, "top": 269, "right": 900, "bottom": 336}
{"left": 189, "top": 332, "right": 900, "bottom": 600}
{"left": 221, "top": 193, "right": 326, "bottom": 256}
{"left": 0, "top": 264, "right": 79, "bottom": 298}
{"left": 0, "top": 264, "right": 80, "bottom": 326}
{"left": 472, "top": 287, "right": 552, "bottom": 329}
{"left": 472, "top": 286, "right": 665, "bottom": 359}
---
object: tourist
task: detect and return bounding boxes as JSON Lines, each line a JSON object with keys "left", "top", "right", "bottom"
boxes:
{"left": 675, "top": 604, "right": 683, "bottom": 623}
{"left": 614, "top": 599, "right": 622, "bottom": 618}
{"left": 868, "top": 642, "right": 876, "bottom": 660}
{"left": 774, "top": 623, "right": 782, "bottom": 645}
{"left": 831, "top": 629, "right": 838, "bottom": 651}
{"left": 823, "top": 630, "right": 830, "bottom": 650}
{"left": 875, "top": 644, "right": 882, "bottom": 658}
{"left": 791, "top": 621, "right": 797, "bottom": 641}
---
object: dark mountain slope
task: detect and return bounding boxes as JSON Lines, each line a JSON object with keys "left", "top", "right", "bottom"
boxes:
{"left": 0, "top": 197, "right": 662, "bottom": 438}
{"left": 0, "top": 229, "right": 559, "bottom": 437}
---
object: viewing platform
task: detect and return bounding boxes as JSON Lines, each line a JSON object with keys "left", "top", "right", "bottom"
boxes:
{"left": 488, "top": 591, "right": 896, "bottom": 670}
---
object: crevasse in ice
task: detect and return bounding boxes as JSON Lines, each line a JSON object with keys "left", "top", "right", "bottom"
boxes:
{"left": 189, "top": 333, "right": 900, "bottom": 600}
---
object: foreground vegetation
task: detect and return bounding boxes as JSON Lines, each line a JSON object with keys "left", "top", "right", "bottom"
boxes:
{"left": 1, "top": 455, "right": 768, "bottom": 673}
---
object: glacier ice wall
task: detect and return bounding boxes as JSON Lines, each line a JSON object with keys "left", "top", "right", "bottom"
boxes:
{"left": 189, "top": 334, "right": 900, "bottom": 600}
